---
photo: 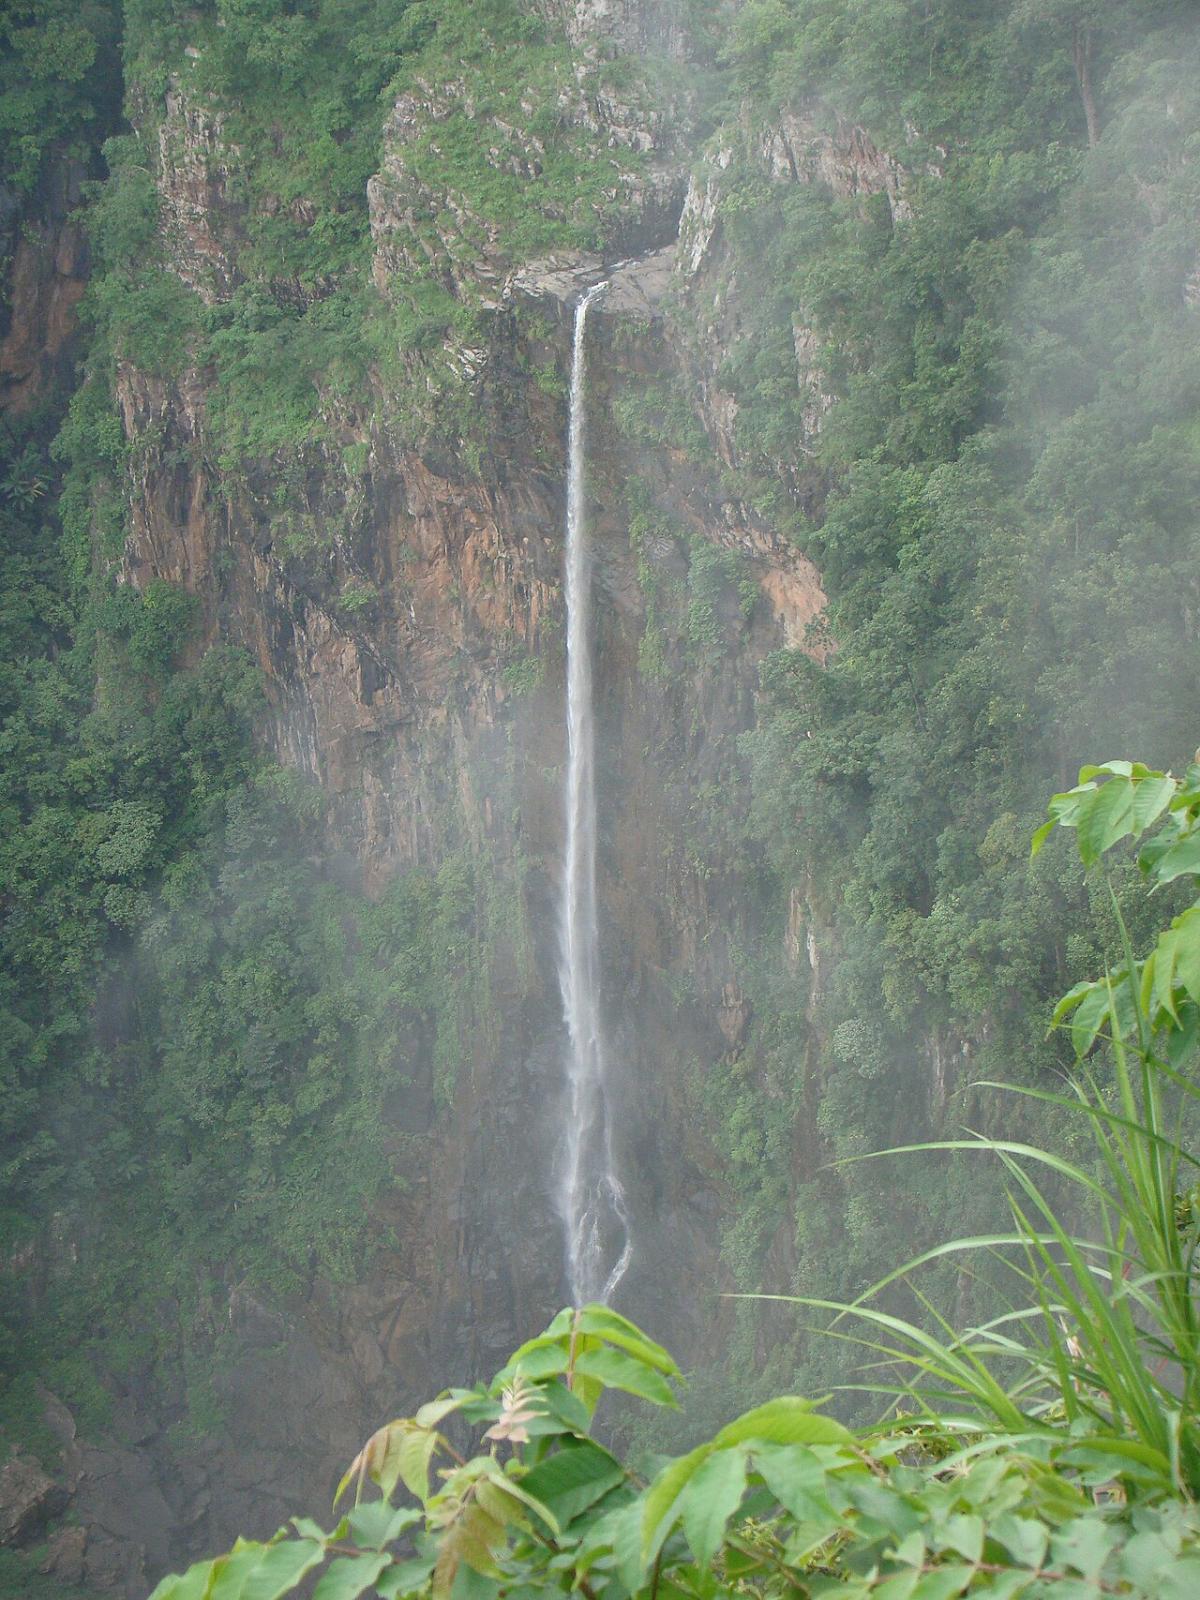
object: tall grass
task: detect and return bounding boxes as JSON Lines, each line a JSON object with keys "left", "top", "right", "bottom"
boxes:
{"left": 773, "top": 761, "right": 1200, "bottom": 1499}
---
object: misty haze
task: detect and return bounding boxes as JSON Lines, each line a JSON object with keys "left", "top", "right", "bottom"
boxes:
{"left": 2, "top": 1, "right": 1200, "bottom": 1596}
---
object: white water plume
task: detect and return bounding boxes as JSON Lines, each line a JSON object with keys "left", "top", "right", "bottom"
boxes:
{"left": 556, "top": 280, "right": 632, "bottom": 1307}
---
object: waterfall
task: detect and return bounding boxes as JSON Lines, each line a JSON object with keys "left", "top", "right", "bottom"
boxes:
{"left": 556, "top": 281, "right": 633, "bottom": 1307}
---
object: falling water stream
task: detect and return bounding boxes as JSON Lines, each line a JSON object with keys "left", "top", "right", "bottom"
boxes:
{"left": 557, "top": 280, "right": 633, "bottom": 1306}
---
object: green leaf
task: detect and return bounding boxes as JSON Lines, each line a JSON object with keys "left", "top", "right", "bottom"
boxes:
{"left": 679, "top": 1446, "right": 748, "bottom": 1567}
{"left": 909, "top": 1568, "right": 974, "bottom": 1600}
{"left": 394, "top": 1425, "right": 439, "bottom": 1502}
{"left": 573, "top": 1307, "right": 680, "bottom": 1375}
{"left": 416, "top": 1395, "right": 468, "bottom": 1429}
{"left": 642, "top": 1445, "right": 711, "bottom": 1561}
{"left": 1170, "top": 908, "right": 1200, "bottom": 1004}
{"left": 1051, "top": 1516, "right": 1112, "bottom": 1580}
{"left": 611, "top": 1498, "right": 648, "bottom": 1594}
{"left": 571, "top": 1345, "right": 678, "bottom": 1407}
{"left": 207, "top": 1540, "right": 328, "bottom": 1600}
{"left": 146, "top": 1561, "right": 218, "bottom": 1600}
{"left": 375, "top": 1554, "right": 436, "bottom": 1598}
{"left": 241, "top": 1543, "right": 329, "bottom": 1600}
{"left": 345, "top": 1503, "right": 421, "bottom": 1551}
{"left": 874, "top": 1574, "right": 920, "bottom": 1600}
{"left": 991, "top": 1513, "right": 1049, "bottom": 1570}
{"left": 538, "top": 1380, "right": 592, "bottom": 1437}
{"left": 752, "top": 1442, "right": 838, "bottom": 1522}
{"left": 842, "top": 1477, "right": 920, "bottom": 1539}
{"left": 519, "top": 1440, "right": 626, "bottom": 1526}
{"left": 311, "top": 1555, "right": 391, "bottom": 1600}
{"left": 713, "top": 1398, "right": 853, "bottom": 1449}
{"left": 937, "top": 1513, "right": 984, "bottom": 1563}
{"left": 1030, "top": 818, "right": 1056, "bottom": 856}
{"left": 1132, "top": 773, "right": 1175, "bottom": 832}
{"left": 1149, "top": 832, "right": 1200, "bottom": 885}
{"left": 1075, "top": 777, "right": 1135, "bottom": 866}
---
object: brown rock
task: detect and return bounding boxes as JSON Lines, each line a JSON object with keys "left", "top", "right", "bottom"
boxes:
{"left": 0, "top": 1451, "right": 65, "bottom": 1545}
{"left": 40, "top": 1524, "right": 87, "bottom": 1584}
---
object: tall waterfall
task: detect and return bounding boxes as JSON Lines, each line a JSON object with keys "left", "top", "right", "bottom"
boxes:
{"left": 556, "top": 281, "right": 632, "bottom": 1306}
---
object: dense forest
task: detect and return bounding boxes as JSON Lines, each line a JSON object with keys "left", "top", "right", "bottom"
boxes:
{"left": 2, "top": 0, "right": 1200, "bottom": 1595}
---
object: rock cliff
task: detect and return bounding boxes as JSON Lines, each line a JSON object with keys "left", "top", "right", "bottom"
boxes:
{"left": 0, "top": 10, "right": 930, "bottom": 1592}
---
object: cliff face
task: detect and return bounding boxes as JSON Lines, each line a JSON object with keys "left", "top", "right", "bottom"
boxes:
{"left": 0, "top": 10, "right": 925, "bottom": 1592}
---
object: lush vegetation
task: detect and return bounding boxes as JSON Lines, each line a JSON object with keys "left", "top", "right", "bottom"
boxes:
{"left": 645, "top": 0, "right": 1200, "bottom": 1404}
{"left": 4, "top": 0, "right": 1200, "bottom": 1594}
{"left": 145, "top": 765, "right": 1200, "bottom": 1595}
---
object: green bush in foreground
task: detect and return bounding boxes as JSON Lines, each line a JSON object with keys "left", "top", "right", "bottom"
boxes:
{"left": 148, "top": 760, "right": 1200, "bottom": 1599}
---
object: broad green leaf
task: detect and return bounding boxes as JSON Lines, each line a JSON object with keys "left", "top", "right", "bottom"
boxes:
{"left": 520, "top": 1439, "right": 625, "bottom": 1526}
{"left": 453, "top": 1505, "right": 507, "bottom": 1578}
{"left": 289, "top": 1519, "right": 328, "bottom": 1542}
{"left": 1162, "top": 906, "right": 1200, "bottom": 1007}
{"left": 240, "top": 1542, "right": 329, "bottom": 1600}
{"left": 311, "top": 1555, "right": 390, "bottom": 1600}
{"left": 572, "top": 1345, "right": 677, "bottom": 1407}
{"left": 874, "top": 1573, "right": 920, "bottom": 1600}
{"left": 937, "top": 1513, "right": 984, "bottom": 1563}
{"left": 493, "top": 1343, "right": 569, "bottom": 1385}
{"left": 394, "top": 1425, "right": 439, "bottom": 1502}
{"left": 1075, "top": 776, "right": 1135, "bottom": 866}
{"left": 1132, "top": 773, "right": 1175, "bottom": 832}
{"left": 1149, "top": 832, "right": 1200, "bottom": 885}
{"left": 346, "top": 1502, "right": 421, "bottom": 1551}
{"left": 642, "top": 1445, "right": 712, "bottom": 1560}
{"left": 1079, "top": 762, "right": 1134, "bottom": 781}
{"left": 1030, "top": 818, "right": 1056, "bottom": 856}
{"left": 841, "top": 1477, "right": 920, "bottom": 1539}
{"left": 207, "top": 1540, "right": 327, "bottom": 1600}
{"left": 417, "top": 1395, "right": 468, "bottom": 1429}
{"left": 713, "top": 1398, "right": 853, "bottom": 1449}
{"left": 909, "top": 1567, "right": 974, "bottom": 1600}
{"left": 479, "top": 1465, "right": 559, "bottom": 1534}
{"left": 538, "top": 1379, "right": 592, "bottom": 1437}
{"left": 610, "top": 1497, "right": 648, "bottom": 1594}
{"left": 892, "top": 1531, "right": 927, "bottom": 1567}
{"left": 991, "top": 1513, "right": 1049, "bottom": 1570}
{"left": 146, "top": 1561, "right": 218, "bottom": 1600}
{"left": 1051, "top": 1516, "right": 1112, "bottom": 1579}
{"left": 375, "top": 1554, "right": 436, "bottom": 1598}
{"left": 752, "top": 1444, "right": 838, "bottom": 1524}
{"left": 573, "top": 1307, "right": 680, "bottom": 1375}
{"left": 679, "top": 1446, "right": 748, "bottom": 1567}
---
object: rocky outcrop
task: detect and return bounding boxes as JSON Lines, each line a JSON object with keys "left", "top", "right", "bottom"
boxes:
{"left": 528, "top": 0, "right": 695, "bottom": 60}
{"left": 674, "top": 104, "right": 913, "bottom": 474}
{"left": 368, "top": 74, "right": 686, "bottom": 315}
{"left": 154, "top": 82, "right": 244, "bottom": 304}
{"left": 0, "top": 1451, "right": 65, "bottom": 1545}
{"left": 0, "top": 161, "right": 90, "bottom": 414}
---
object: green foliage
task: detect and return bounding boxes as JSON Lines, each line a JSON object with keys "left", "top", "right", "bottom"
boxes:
{"left": 144, "top": 759, "right": 1200, "bottom": 1592}
{"left": 688, "top": 2, "right": 1200, "bottom": 1364}
{"left": 147, "top": 1293, "right": 1200, "bottom": 1600}
{"left": 0, "top": 0, "right": 120, "bottom": 192}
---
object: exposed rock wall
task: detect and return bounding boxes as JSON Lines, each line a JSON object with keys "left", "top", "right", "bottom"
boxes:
{"left": 0, "top": 161, "right": 90, "bottom": 414}
{"left": 1, "top": 15, "right": 922, "bottom": 1590}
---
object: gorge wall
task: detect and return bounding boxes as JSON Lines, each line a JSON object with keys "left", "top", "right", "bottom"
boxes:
{"left": 5, "top": 3, "right": 1200, "bottom": 1595}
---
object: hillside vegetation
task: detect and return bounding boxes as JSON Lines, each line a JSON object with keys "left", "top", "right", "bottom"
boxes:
{"left": 1, "top": 2, "right": 1199, "bottom": 1594}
